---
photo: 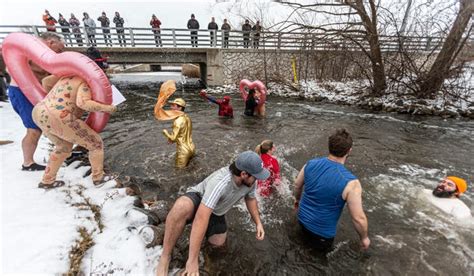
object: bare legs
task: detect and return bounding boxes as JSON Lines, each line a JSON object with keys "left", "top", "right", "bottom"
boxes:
{"left": 22, "top": 128, "right": 41, "bottom": 166}
{"left": 156, "top": 196, "right": 195, "bottom": 276}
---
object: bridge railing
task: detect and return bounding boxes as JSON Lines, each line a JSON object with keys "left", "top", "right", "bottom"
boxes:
{"left": 0, "top": 25, "right": 448, "bottom": 52}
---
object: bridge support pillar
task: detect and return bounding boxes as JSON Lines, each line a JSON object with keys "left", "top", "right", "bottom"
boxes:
{"left": 205, "top": 49, "right": 224, "bottom": 86}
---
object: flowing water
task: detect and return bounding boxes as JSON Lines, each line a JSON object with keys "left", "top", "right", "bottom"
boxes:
{"left": 102, "top": 82, "right": 474, "bottom": 275}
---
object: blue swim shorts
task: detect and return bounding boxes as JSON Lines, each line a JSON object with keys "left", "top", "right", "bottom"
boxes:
{"left": 8, "top": 86, "right": 40, "bottom": 130}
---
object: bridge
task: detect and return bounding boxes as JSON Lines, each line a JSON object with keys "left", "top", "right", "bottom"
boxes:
{"left": 0, "top": 25, "right": 447, "bottom": 86}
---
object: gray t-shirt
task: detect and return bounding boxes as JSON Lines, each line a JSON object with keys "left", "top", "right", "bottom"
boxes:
{"left": 187, "top": 167, "right": 256, "bottom": 216}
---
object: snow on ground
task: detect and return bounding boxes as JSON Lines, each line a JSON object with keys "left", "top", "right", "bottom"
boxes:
{"left": 0, "top": 102, "right": 161, "bottom": 274}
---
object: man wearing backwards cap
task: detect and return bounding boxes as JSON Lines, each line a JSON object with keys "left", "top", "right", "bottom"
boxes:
{"left": 425, "top": 176, "right": 471, "bottom": 219}
{"left": 163, "top": 98, "right": 195, "bottom": 168}
{"left": 156, "top": 151, "right": 270, "bottom": 276}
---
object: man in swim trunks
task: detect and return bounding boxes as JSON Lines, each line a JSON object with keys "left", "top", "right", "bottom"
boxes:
{"left": 7, "top": 32, "right": 65, "bottom": 171}
{"left": 156, "top": 151, "right": 269, "bottom": 276}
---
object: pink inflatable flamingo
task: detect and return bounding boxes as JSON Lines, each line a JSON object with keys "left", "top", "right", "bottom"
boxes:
{"left": 2, "top": 33, "right": 112, "bottom": 132}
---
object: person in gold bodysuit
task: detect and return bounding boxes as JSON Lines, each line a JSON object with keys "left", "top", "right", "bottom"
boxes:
{"left": 154, "top": 80, "right": 195, "bottom": 168}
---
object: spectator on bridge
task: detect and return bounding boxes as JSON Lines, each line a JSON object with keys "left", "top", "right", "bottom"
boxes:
{"left": 42, "top": 10, "right": 57, "bottom": 32}
{"left": 83, "top": 12, "right": 96, "bottom": 46}
{"left": 242, "top": 19, "right": 252, "bottom": 48}
{"left": 97, "top": 12, "right": 112, "bottom": 46}
{"left": 221, "top": 19, "right": 231, "bottom": 48}
{"left": 187, "top": 14, "right": 200, "bottom": 47}
{"left": 69, "top": 13, "right": 83, "bottom": 46}
{"left": 114, "top": 12, "right": 126, "bottom": 46}
{"left": 150, "top": 14, "right": 162, "bottom": 47}
{"left": 58, "top": 13, "right": 73, "bottom": 46}
{"left": 207, "top": 17, "right": 218, "bottom": 47}
{"left": 252, "top": 21, "right": 262, "bottom": 49}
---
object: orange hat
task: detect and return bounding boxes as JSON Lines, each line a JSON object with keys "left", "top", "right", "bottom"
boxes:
{"left": 446, "top": 176, "right": 467, "bottom": 194}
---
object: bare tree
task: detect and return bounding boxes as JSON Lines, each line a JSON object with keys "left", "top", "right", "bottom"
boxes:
{"left": 418, "top": 0, "right": 473, "bottom": 98}
{"left": 278, "top": 0, "right": 387, "bottom": 95}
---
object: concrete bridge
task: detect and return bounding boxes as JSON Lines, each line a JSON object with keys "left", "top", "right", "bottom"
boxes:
{"left": 1, "top": 25, "right": 449, "bottom": 86}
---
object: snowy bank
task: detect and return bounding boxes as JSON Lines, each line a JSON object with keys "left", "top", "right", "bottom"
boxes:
{"left": 0, "top": 102, "right": 162, "bottom": 274}
{"left": 206, "top": 65, "right": 474, "bottom": 119}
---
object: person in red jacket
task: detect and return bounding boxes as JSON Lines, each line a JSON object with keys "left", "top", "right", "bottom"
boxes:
{"left": 199, "top": 90, "right": 233, "bottom": 118}
{"left": 42, "top": 10, "right": 57, "bottom": 32}
{"left": 255, "top": 140, "right": 281, "bottom": 196}
{"left": 150, "top": 14, "right": 162, "bottom": 47}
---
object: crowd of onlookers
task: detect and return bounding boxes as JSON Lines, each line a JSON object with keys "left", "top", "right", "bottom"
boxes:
{"left": 42, "top": 10, "right": 264, "bottom": 48}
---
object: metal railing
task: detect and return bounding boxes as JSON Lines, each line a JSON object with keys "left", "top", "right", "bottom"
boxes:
{"left": 0, "top": 25, "right": 448, "bottom": 52}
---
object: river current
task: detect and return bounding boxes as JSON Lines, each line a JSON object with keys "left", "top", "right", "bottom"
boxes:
{"left": 102, "top": 80, "right": 474, "bottom": 275}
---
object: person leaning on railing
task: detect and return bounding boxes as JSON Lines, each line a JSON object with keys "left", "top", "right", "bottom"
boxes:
{"left": 82, "top": 12, "right": 96, "bottom": 46}
{"left": 69, "top": 13, "right": 83, "bottom": 46}
{"left": 150, "top": 14, "right": 162, "bottom": 47}
{"left": 187, "top": 14, "right": 200, "bottom": 47}
{"left": 208, "top": 17, "right": 218, "bottom": 47}
{"left": 97, "top": 12, "right": 112, "bottom": 46}
{"left": 242, "top": 19, "right": 252, "bottom": 48}
{"left": 113, "top": 12, "right": 126, "bottom": 46}
{"left": 58, "top": 13, "right": 73, "bottom": 46}
{"left": 221, "top": 19, "right": 231, "bottom": 48}
{"left": 42, "top": 10, "right": 57, "bottom": 32}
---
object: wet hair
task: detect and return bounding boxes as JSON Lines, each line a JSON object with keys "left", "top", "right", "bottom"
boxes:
{"left": 229, "top": 161, "right": 242, "bottom": 176}
{"left": 255, "top": 140, "right": 273, "bottom": 155}
{"left": 328, "top": 128, "right": 352, "bottom": 157}
{"left": 39, "top": 32, "right": 62, "bottom": 41}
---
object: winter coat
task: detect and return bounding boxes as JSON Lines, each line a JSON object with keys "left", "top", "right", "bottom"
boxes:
{"left": 208, "top": 22, "right": 218, "bottom": 30}
{"left": 187, "top": 19, "right": 200, "bottom": 30}
{"left": 97, "top": 16, "right": 110, "bottom": 27}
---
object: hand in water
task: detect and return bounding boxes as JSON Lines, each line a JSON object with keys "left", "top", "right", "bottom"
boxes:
{"left": 182, "top": 260, "right": 199, "bottom": 276}
{"left": 360, "top": 237, "right": 370, "bottom": 250}
{"left": 256, "top": 223, "right": 265, "bottom": 240}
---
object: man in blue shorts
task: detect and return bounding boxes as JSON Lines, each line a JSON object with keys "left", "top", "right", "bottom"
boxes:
{"left": 156, "top": 151, "right": 270, "bottom": 276}
{"left": 7, "top": 32, "right": 64, "bottom": 171}
{"left": 294, "top": 128, "right": 370, "bottom": 252}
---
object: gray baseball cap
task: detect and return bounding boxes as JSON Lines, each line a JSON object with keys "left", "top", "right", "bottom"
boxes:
{"left": 235, "top": 151, "right": 270, "bottom": 180}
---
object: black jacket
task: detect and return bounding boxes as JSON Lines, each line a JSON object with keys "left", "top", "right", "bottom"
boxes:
{"left": 187, "top": 19, "right": 200, "bottom": 30}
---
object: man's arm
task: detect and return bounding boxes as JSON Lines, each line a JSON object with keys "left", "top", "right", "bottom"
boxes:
{"left": 344, "top": 180, "right": 370, "bottom": 250}
{"left": 185, "top": 203, "right": 213, "bottom": 275}
{"left": 162, "top": 117, "right": 183, "bottom": 142}
{"left": 245, "top": 196, "right": 264, "bottom": 240}
{"left": 293, "top": 165, "right": 306, "bottom": 209}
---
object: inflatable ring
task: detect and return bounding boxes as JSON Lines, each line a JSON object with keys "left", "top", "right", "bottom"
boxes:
{"left": 239, "top": 79, "right": 266, "bottom": 106}
{"left": 2, "top": 33, "right": 112, "bottom": 132}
